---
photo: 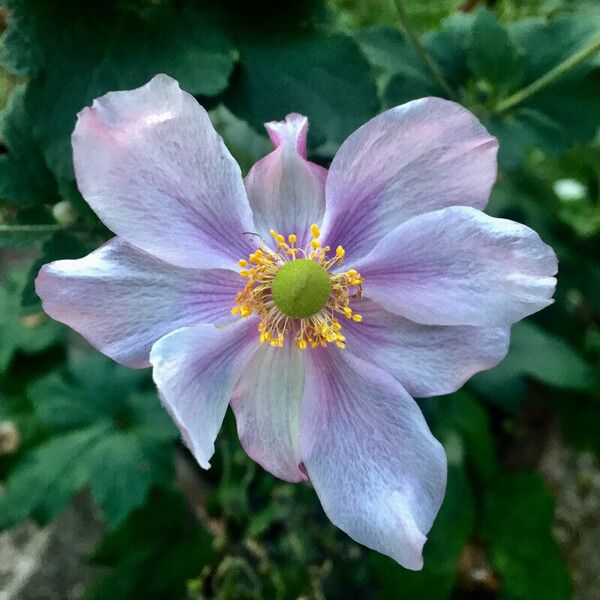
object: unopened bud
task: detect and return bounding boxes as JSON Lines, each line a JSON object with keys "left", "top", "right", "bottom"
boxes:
{"left": 52, "top": 200, "right": 78, "bottom": 226}
{"left": 0, "top": 421, "right": 20, "bottom": 455}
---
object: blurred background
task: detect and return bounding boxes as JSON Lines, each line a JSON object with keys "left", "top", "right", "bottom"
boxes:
{"left": 1, "top": 0, "right": 599, "bottom": 598}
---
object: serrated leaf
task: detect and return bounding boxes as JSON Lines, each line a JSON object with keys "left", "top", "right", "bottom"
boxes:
{"left": 224, "top": 31, "right": 379, "bottom": 149}
{"left": 481, "top": 472, "right": 571, "bottom": 600}
{"left": 17, "top": 2, "right": 237, "bottom": 196}
{"left": 1, "top": 354, "right": 177, "bottom": 528}
{"left": 0, "top": 0, "right": 45, "bottom": 76}
{"left": 0, "top": 269, "right": 64, "bottom": 373}
{"left": 0, "top": 86, "right": 58, "bottom": 205}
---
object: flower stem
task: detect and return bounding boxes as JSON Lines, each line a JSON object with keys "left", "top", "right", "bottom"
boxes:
{"left": 494, "top": 35, "right": 600, "bottom": 114}
{"left": 0, "top": 223, "right": 64, "bottom": 235}
{"left": 389, "top": 0, "right": 455, "bottom": 99}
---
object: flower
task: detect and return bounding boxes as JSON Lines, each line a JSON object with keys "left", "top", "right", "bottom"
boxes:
{"left": 35, "top": 74, "right": 557, "bottom": 569}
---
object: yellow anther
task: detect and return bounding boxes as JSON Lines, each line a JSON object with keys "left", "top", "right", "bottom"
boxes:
{"left": 232, "top": 226, "right": 364, "bottom": 351}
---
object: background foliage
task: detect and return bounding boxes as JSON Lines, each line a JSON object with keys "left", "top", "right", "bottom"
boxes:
{"left": 1, "top": 0, "right": 599, "bottom": 598}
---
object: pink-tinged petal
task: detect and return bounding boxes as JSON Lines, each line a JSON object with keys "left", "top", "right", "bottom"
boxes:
{"left": 230, "top": 343, "right": 305, "bottom": 482}
{"left": 301, "top": 347, "right": 446, "bottom": 570}
{"left": 150, "top": 319, "right": 258, "bottom": 469}
{"left": 35, "top": 238, "right": 240, "bottom": 368}
{"left": 344, "top": 298, "right": 509, "bottom": 397}
{"left": 355, "top": 206, "right": 557, "bottom": 327}
{"left": 321, "top": 98, "right": 498, "bottom": 261}
{"left": 72, "top": 74, "right": 255, "bottom": 270}
{"left": 245, "top": 114, "right": 326, "bottom": 246}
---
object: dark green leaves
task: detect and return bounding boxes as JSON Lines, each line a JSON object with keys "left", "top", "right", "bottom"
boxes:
{"left": 468, "top": 8, "right": 525, "bottom": 94}
{"left": 85, "top": 488, "right": 216, "bottom": 600}
{"left": 224, "top": 32, "right": 379, "bottom": 148}
{"left": 472, "top": 321, "right": 596, "bottom": 411}
{"left": 0, "top": 269, "right": 63, "bottom": 372}
{"left": 0, "top": 86, "right": 58, "bottom": 206}
{"left": 481, "top": 472, "right": 572, "bottom": 600}
{"left": 0, "top": 355, "right": 178, "bottom": 528}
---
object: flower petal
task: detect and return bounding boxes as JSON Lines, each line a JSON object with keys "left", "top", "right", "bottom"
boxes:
{"left": 230, "top": 343, "right": 305, "bottom": 482}
{"left": 300, "top": 347, "right": 447, "bottom": 570}
{"left": 150, "top": 320, "right": 258, "bottom": 469}
{"left": 321, "top": 97, "right": 498, "bottom": 261}
{"left": 344, "top": 298, "right": 509, "bottom": 397}
{"left": 35, "top": 238, "right": 240, "bottom": 368}
{"left": 245, "top": 113, "right": 326, "bottom": 246}
{"left": 72, "top": 74, "right": 255, "bottom": 270}
{"left": 355, "top": 206, "right": 557, "bottom": 327}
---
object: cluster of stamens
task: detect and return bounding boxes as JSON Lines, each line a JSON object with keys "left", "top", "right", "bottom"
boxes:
{"left": 231, "top": 224, "right": 364, "bottom": 350}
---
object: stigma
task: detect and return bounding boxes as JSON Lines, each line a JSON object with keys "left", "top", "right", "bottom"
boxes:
{"left": 231, "top": 224, "right": 364, "bottom": 350}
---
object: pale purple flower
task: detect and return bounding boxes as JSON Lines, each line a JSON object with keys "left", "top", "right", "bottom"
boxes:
{"left": 36, "top": 74, "right": 557, "bottom": 569}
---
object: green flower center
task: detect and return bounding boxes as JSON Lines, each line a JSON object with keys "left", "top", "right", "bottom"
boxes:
{"left": 271, "top": 259, "right": 331, "bottom": 318}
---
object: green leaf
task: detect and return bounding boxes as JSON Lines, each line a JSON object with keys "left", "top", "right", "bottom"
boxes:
{"left": 355, "top": 25, "right": 423, "bottom": 76}
{"left": 0, "top": 0, "right": 45, "bottom": 76}
{"left": 472, "top": 321, "right": 596, "bottom": 410}
{"left": 360, "top": 26, "right": 443, "bottom": 107}
{"left": 468, "top": 8, "right": 525, "bottom": 93}
{"left": 0, "top": 354, "right": 178, "bottom": 528}
{"left": 373, "top": 465, "right": 475, "bottom": 599}
{"left": 85, "top": 488, "right": 216, "bottom": 600}
{"left": 209, "top": 105, "right": 270, "bottom": 175}
{"left": 0, "top": 86, "right": 58, "bottom": 205}
{"left": 481, "top": 472, "right": 571, "bottom": 600}
{"left": 20, "top": 231, "right": 90, "bottom": 309}
{"left": 0, "top": 269, "right": 64, "bottom": 373}
{"left": 425, "top": 391, "right": 498, "bottom": 483}
{"left": 224, "top": 31, "right": 378, "bottom": 149}
{"left": 488, "top": 15, "right": 600, "bottom": 168}
{"left": 16, "top": 1, "right": 236, "bottom": 196}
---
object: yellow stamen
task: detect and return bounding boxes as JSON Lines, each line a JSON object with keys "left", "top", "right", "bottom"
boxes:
{"left": 231, "top": 226, "right": 364, "bottom": 351}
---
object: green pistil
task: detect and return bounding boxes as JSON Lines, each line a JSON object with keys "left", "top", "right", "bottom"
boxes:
{"left": 271, "top": 259, "right": 331, "bottom": 318}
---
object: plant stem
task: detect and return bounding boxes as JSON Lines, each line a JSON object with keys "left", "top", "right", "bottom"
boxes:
{"left": 495, "top": 35, "right": 600, "bottom": 114}
{"left": 0, "top": 223, "right": 64, "bottom": 234}
{"left": 390, "top": 0, "right": 455, "bottom": 99}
